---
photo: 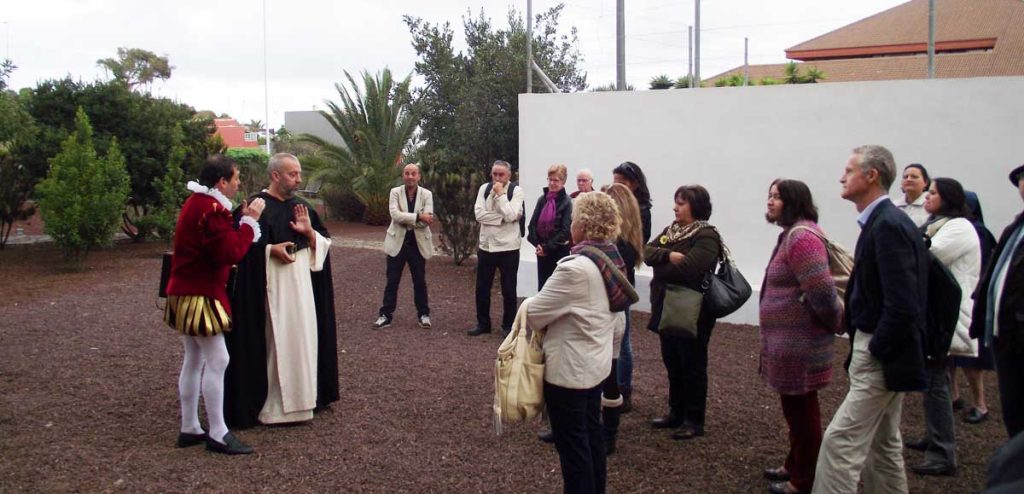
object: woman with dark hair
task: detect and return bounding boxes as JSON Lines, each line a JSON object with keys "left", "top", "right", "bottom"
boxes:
{"left": 613, "top": 161, "right": 653, "bottom": 243}
{"left": 759, "top": 179, "right": 843, "bottom": 494}
{"left": 949, "top": 191, "right": 997, "bottom": 425}
{"left": 528, "top": 164, "right": 573, "bottom": 289}
{"left": 645, "top": 185, "right": 720, "bottom": 440}
{"left": 904, "top": 177, "right": 981, "bottom": 477}
{"left": 895, "top": 163, "right": 931, "bottom": 227}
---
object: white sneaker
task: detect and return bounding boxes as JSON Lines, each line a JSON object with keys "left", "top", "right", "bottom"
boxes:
{"left": 372, "top": 315, "right": 391, "bottom": 329}
{"left": 418, "top": 315, "right": 431, "bottom": 329}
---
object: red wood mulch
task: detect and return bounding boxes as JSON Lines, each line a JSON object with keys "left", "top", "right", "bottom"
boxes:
{"left": 0, "top": 228, "right": 1007, "bottom": 493}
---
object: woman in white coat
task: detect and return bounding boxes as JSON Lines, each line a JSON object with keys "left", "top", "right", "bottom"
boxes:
{"left": 905, "top": 177, "right": 981, "bottom": 477}
{"left": 526, "top": 192, "right": 637, "bottom": 494}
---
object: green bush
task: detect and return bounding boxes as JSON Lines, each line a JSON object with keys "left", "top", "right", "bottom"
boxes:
{"left": 35, "top": 108, "right": 129, "bottom": 262}
{"left": 226, "top": 147, "right": 269, "bottom": 200}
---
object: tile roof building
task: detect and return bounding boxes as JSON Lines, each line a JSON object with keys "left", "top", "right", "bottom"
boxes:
{"left": 212, "top": 118, "right": 259, "bottom": 149}
{"left": 707, "top": 0, "right": 1024, "bottom": 84}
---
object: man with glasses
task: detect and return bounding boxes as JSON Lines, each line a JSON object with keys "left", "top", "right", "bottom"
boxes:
{"left": 468, "top": 160, "right": 525, "bottom": 336}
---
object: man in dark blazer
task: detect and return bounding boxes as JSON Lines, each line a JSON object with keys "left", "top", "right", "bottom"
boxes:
{"left": 971, "top": 164, "right": 1024, "bottom": 439}
{"left": 814, "top": 145, "right": 928, "bottom": 494}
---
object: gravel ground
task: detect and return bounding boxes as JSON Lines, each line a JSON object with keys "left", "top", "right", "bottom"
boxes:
{"left": 0, "top": 222, "right": 1008, "bottom": 493}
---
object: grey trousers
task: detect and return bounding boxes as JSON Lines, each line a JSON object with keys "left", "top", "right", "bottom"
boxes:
{"left": 921, "top": 364, "right": 957, "bottom": 467}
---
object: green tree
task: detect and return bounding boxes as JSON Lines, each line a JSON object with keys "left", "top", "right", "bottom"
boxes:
{"left": 590, "top": 82, "right": 634, "bottom": 91}
{"left": 405, "top": 4, "right": 585, "bottom": 263}
{"left": 0, "top": 59, "right": 15, "bottom": 91}
{"left": 131, "top": 125, "right": 189, "bottom": 243}
{"left": 17, "top": 78, "right": 218, "bottom": 241}
{"left": 35, "top": 108, "right": 130, "bottom": 262}
{"left": 649, "top": 74, "right": 674, "bottom": 90}
{"left": 783, "top": 61, "right": 808, "bottom": 84}
{"left": 246, "top": 119, "right": 263, "bottom": 132}
{"left": 674, "top": 76, "right": 692, "bottom": 89}
{"left": 226, "top": 147, "right": 270, "bottom": 200}
{"left": 301, "top": 69, "right": 417, "bottom": 225}
{"left": 804, "top": 66, "right": 826, "bottom": 83}
{"left": 0, "top": 65, "right": 39, "bottom": 249}
{"left": 96, "top": 47, "right": 173, "bottom": 92}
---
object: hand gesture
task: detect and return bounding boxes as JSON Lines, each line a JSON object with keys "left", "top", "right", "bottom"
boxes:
{"left": 418, "top": 211, "right": 434, "bottom": 226}
{"left": 271, "top": 242, "right": 296, "bottom": 264}
{"left": 242, "top": 198, "right": 265, "bottom": 220}
{"left": 536, "top": 245, "right": 546, "bottom": 257}
{"left": 669, "top": 252, "right": 685, "bottom": 265}
{"left": 290, "top": 204, "right": 314, "bottom": 239}
{"left": 492, "top": 181, "right": 505, "bottom": 197}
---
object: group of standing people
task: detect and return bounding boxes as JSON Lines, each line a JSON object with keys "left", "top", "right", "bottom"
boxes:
{"left": 165, "top": 153, "right": 339, "bottom": 455}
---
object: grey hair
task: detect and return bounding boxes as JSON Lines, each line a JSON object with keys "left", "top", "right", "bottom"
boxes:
{"left": 577, "top": 168, "right": 593, "bottom": 180}
{"left": 492, "top": 160, "right": 512, "bottom": 171}
{"left": 268, "top": 153, "right": 299, "bottom": 174}
{"left": 852, "top": 145, "right": 896, "bottom": 191}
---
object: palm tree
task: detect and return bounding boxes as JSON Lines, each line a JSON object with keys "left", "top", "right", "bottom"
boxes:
{"left": 246, "top": 119, "right": 263, "bottom": 132}
{"left": 301, "top": 69, "right": 417, "bottom": 225}
{"left": 649, "top": 74, "right": 674, "bottom": 90}
{"left": 804, "top": 66, "right": 826, "bottom": 83}
{"left": 783, "top": 62, "right": 807, "bottom": 84}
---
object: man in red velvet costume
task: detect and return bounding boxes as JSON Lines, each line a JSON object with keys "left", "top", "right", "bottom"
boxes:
{"left": 225, "top": 153, "right": 339, "bottom": 428}
{"left": 165, "top": 154, "right": 264, "bottom": 455}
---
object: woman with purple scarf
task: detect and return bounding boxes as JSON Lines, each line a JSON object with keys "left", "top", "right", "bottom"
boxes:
{"left": 528, "top": 164, "right": 574, "bottom": 289}
{"left": 527, "top": 191, "right": 638, "bottom": 494}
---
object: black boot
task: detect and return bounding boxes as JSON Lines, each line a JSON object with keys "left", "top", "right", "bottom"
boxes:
{"left": 603, "top": 405, "right": 621, "bottom": 456}
{"left": 620, "top": 388, "right": 633, "bottom": 414}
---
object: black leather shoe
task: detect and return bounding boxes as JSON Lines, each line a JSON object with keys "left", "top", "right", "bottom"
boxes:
{"left": 911, "top": 462, "right": 957, "bottom": 476}
{"left": 467, "top": 326, "right": 491, "bottom": 336}
{"left": 537, "top": 429, "right": 555, "bottom": 443}
{"left": 964, "top": 407, "right": 989, "bottom": 424}
{"left": 206, "top": 431, "right": 253, "bottom": 455}
{"left": 620, "top": 393, "right": 633, "bottom": 414}
{"left": 763, "top": 466, "right": 791, "bottom": 482}
{"left": 604, "top": 436, "right": 617, "bottom": 456}
{"left": 670, "top": 424, "right": 704, "bottom": 440}
{"left": 903, "top": 437, "right": 928, "bottom": 451}
{"left": 176, "top": 431, "right": 207, "bottom": 448}
{"left": 651, "top": 414, "right": 684, "bottom": 429}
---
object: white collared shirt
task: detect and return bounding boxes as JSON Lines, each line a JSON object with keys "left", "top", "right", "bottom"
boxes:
{"left": 474, "top": 182, "right": 524, "bottom": 252}
{"left": 893, "top": 193, "right": 929, "bottom": 227}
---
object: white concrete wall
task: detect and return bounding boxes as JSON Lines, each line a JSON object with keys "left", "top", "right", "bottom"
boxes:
{"left": 517, "top": 76, "right": 1024, "bottom": 325}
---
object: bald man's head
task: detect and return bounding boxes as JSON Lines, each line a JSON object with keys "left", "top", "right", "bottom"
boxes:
{"left": 403, "top": 163, "right": 421, "bottom": 188}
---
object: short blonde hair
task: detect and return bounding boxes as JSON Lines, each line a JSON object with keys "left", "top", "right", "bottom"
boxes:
{"left": 548, "top": 164, "right": 568, "bottom": 183}
{"left": 572, "top": 192, "right": 621, "bottom": 242}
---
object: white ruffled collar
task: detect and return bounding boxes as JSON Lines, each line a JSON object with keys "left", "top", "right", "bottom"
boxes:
{"left": 187, "top": 181, "right": 234, "bottom": 210}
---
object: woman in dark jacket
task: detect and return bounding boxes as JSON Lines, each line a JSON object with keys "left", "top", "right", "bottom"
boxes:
{"left": 645, "top": 184, "right": 721, "bottom": 440}
{"left": 613, "top": 161, "right": 653, "bottom": 243}
{"left": 528, "top": 164, "right": 573, "bottom": 289}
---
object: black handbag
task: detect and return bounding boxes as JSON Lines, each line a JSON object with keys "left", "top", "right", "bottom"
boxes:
{"left": 704, "top": 247, "right": 752, "bottom": 319}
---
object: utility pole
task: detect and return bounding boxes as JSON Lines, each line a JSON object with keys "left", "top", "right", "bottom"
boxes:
{"left": 694, "top": 0, "right": 701, "bottom": 88}
{"left": 743, "top": 37, "right": 749, "bottom": 86}
{"left": 687, "top": 25, "right": 693, "bottom": 88}
{"left": 262, "top": 0, "right": 271, "bottom": 154}
{"left": 527, "top": 0, "right": 533, "bottom": 93}
{"left": 616, "top": 0, "right": 625, "bottom": 90}
{"left": 927, "top": 0, "right": 936, "bottom": 78}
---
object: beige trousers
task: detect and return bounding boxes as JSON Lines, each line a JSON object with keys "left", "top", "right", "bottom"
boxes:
{"left": 812, "top": 330, "right": 908, "bottom": 494}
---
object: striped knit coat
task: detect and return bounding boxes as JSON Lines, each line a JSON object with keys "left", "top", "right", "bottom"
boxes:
{"left": 758, "top": 220, "right": 844, "bottom": 395}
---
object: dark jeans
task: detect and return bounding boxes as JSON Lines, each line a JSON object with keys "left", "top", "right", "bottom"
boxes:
{"left": 995, "top": 337, "right": 1024, "bottom": 437}
{"left": 780, "top": 391, "right": 823, "bottom": 493}
{"left": 659, "top": 312, "right": 714, "bottom": 428}
{"left": 545, "top": 381, "right": 606, "bottom": 494}
{"left": 618, "top": 308, "right": 633, "bottom": 393}
{"left": 378, "top": 240, "right": 429, "bottom": 318}
{"left": 921, "top": 363, "right": 956, "bottom": 466}
{"left": 475, "top": 249, "right": 519, "bottom": 331}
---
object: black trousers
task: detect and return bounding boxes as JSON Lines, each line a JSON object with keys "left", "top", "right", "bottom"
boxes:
{"left": 995, "top": 337, "right": 1024, "bottom": 438}
{"left": 536, "top": 247, "right": 570, "bottom": 290}
{"left": 545, "top": 381, "right": 606, "bottom": 494}
{"left": 659, "top": 311, "right": 715, "bottom": 428}
{"left": 379, "top": 239, "right": 429, "bottom": 318}
{"left": 475, "top": 249, "right": 519, "bottom": 331}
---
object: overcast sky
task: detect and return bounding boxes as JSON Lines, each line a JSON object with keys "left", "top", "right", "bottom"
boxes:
{"left": 4, "top": 0, "right": 908, "bottom": 128}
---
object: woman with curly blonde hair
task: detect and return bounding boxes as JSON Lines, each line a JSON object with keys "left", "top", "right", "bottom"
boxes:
{"left": 527, "top": 191, "right": 637, "bottom": 493}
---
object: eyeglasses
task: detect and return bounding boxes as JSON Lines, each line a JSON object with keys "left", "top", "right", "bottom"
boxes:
{"left": 547, "top": 177, "right": 563, "bottom": 183}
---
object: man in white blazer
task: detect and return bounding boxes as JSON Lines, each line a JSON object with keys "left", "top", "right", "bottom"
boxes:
{"left": 373, "top": 163, "right": 435, "bottom": 329}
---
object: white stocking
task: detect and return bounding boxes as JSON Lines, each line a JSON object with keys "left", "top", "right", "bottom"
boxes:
{"left": 178, "top": 336, "right": 205, "bottom": 435}
{"left": 194, "top": 334, "right": 230, "bottom": 443}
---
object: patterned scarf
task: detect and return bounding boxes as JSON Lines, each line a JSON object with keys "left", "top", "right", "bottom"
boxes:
{"left": 571, "top": 240, "right": 639, "bottom": 312}
{"left": 656, "top": 220, "right": 712, "bottom": 245}
{"left": 537, "top": 190, "right": 558, "bottom": 239}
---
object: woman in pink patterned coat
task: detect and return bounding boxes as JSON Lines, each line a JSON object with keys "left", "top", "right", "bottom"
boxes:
{"left": 759, "top": 179, "right": 844, "bottom": 494}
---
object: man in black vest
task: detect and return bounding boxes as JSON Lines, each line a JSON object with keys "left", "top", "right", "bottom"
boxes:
{"left": 971, "top": 164, "right": 1024, "bottom": 439}
{"left": 814, "top": 145, "right": 928, "bottom": 493}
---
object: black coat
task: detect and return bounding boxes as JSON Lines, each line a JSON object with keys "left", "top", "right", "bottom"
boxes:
{"left": 527, "top": 187, "right": 572, "bottom": 256}
{"left": 845, "top": 199, "right": 928, "bottom": 392}
{"left": 971, "top": 211, "right": 1024, "bottom": 354}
